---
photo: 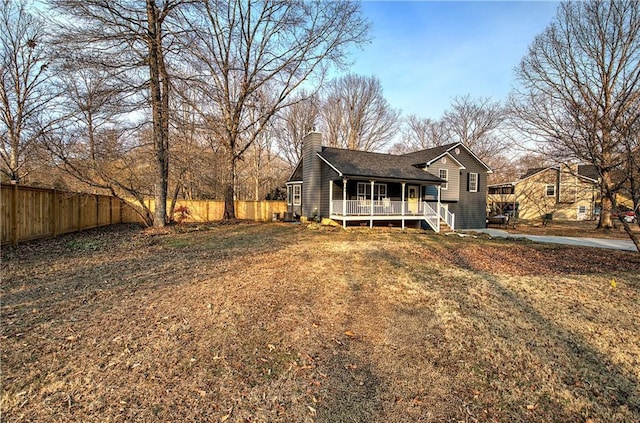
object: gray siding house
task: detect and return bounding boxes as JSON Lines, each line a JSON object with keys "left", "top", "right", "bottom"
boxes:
{"left": 286, "top": 132, "right": 492, "bottom": 231}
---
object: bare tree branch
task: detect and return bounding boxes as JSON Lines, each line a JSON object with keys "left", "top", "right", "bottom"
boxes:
{"left": 509, "top": 0, "right": 640, "bottom": 248}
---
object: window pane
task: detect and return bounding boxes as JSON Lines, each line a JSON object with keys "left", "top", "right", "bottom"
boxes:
{"left": 439, "top": 169, "right": 448, "bottom": 190}
{"left": 293, "top": 185, "right": 301, "bottom": 205}
{"left": 469, "top": 173, "right": 478, "bottom": 192}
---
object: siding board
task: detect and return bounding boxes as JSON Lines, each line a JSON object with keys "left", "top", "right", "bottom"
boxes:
{"left": 449, "top": 149, "right": 488, "bottom": 229}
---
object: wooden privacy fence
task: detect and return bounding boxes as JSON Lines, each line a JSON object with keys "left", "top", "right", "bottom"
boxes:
{"left": 1, "top": 183, "right": 288, "bottom": 245}
{"left": 1, "top": 183, "right": 138, "bottom": 245}
{"left": 130, "top": 199, "right": 288, "bottom": 223}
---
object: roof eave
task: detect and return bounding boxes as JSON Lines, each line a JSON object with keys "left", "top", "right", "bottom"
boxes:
{"left": 424, "top": 151, "right": 466, "bottom": 169}
{"left": 316, "top": 152, "right": 343, "bottom": 177}
{"left": 340, "top": 173, "right": 445, "bottom": 184}
{"left": 445, "top": 143, "right": 493, "bottom": 173}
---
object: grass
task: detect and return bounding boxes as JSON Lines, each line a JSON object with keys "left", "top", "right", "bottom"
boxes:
{"left": 2, "top": 222, "right": 639, "bottom": 422}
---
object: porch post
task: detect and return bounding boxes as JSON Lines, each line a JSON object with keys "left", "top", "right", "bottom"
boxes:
{"left": 401, "top": 182, "right": 406, "bottom": 230}
{"left": 342, "top": 178, "right": 347, "bottom": 228}
{"left": 329, "top": 180, "right": 333, "bottom": 217}
{"left": 370, "top": 180, "right": 375, "bottom": 228}
{"left": 437, "top": 184, "right": 442, "bottom": 232}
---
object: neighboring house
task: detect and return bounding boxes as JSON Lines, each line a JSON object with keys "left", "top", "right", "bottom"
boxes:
{"left": 285, "top": 132, "right": 492, "bottom": 231}
{"left": 487, "top": 165, "right": 600, "bottom": 221}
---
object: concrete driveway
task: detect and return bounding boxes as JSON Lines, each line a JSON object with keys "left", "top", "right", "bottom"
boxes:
{"left": 469, "top": 229, "right": 638, "bottom": 252}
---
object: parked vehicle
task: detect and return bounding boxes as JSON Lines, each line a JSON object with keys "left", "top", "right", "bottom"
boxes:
{"left": 613, "top": 211, "right": 637, "bottom": 224}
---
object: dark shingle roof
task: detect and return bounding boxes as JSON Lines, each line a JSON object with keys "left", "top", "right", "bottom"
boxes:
{"left": 519, "top": 167, "right": 549, "bottom": 180}
{"left": 318, "top": 147, "right": 442, "bottom": 183}
{"left": 401, "top": 143, "right": 459, "bottom": 165}
{"left": 519, "top": 165, "right": 600, "bottom": 182}
{"left": 578, "top": 164, "right": 599, "bottom": 181}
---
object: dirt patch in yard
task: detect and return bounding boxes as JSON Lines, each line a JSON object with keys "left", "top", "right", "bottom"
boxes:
{"left": 2, "top": 223, "right": 639, "bottom": 422}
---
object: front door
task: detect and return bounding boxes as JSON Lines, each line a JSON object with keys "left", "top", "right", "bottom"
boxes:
{"left": 577, "top": 205, "right": 587, "bottom": 221}
{"left": 408, "top": 185, "right": 419, "bottom": 214}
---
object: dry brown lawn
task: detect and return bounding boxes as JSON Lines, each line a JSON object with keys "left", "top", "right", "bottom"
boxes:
{"left": 2, "top": 222, "right": 639, "bottom": 422}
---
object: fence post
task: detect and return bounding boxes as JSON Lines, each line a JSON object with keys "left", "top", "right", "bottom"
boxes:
{"left": 51, "top": 188, "right": 58, "bottom": 237}
{"left": 95, "top": 194, "right": 99, "bottom": 228}
{"left": 11, "top": 183, "right": 18, "bottom": 245}
{"left": 77, "top": 195, "right": 82, "bottom": 231}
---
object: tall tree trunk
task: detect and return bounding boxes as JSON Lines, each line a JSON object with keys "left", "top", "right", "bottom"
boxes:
{"left": 147, "top": 0, "right": 169, "bottom": 228}
{"left": 168, "top": 181, "right": 181, "bottom": 223}
{"left": 598, "top": 195, "right": 613, "bottom": 229}
{"left": 597, "top": 172, "right": 614, "bottom": 229}
{"left": 223, "top": 156, "right": 236, "bottom": 219}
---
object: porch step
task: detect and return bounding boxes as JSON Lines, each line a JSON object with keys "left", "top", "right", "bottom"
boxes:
{"left": 422, "top": 217, "right": 454, "bottom": 233}
{"left": 440, "top": 221, "right": 454, "bottom": 232}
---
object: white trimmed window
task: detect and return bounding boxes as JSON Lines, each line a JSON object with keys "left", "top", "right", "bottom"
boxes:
{"left": 357, "top": 182, "right": 387, "bottom": 201}
{"left": 287, "top": 186, "right": 292, "bottom": 205}
{"left": 578, "top": 205, "right": 586, "bottom": 214}
{"left": 439, "top": 169, "right": 448, "bottom": 190}
{"left": 468, "top": 173, "right": 478, "bottom": 192}
{"left": 545, "top": 184, "right": 556, "bottom": 197}
{"left": 293, "top": 185, "right": 301, "bottom": 205}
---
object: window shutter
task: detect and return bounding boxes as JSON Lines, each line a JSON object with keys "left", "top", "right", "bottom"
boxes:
{"left": 466, "top": 173, "right": 470, "bottom": 191}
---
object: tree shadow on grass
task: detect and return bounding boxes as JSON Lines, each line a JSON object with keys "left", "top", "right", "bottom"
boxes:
{"left": 422, "top": 251, "right": 640, "bottom": 422}
{"left": 1, "top": 223, "right": 308, "bottom": 348}
{"left": 315, "top": 339, "right": 384, "bottom": 423}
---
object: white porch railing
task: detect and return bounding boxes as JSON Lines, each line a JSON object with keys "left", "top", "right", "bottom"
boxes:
{"left": 331, "top": 200, "right": 424, "bottom": 216}
{"left": 331, "top": 199, "right": 453, "bottom": 233}
{"left": 423, "top": 202, "right": 440, "bottom": 232}
{"left": 439, "top": 205, "right": 455, "bottom": 231}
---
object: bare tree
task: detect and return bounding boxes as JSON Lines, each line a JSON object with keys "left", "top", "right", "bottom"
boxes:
{"left": 50, "top": 0, "right": 187, "bottom": 227}
{"left": 321, "top": 74, "right": 400, "bottom": 152}
{"left": 392, "top": 96, "right": 506, "bottom": 179}
{"left": 509, "top": 0, "right": 640, "bottom": 249}
{"left": 394, "top": 114, "right": 448, "bottom": 154}
{"left": 620, "top": 112, "right": 640, "bottom": 224}
{"left": 182, "top": 0, "right": 369, "bottom": 219}
{"left": 0, "top": 0, "right": 59, "bottom": 182}
{"left": 274, "top": 92, "right": 319, "bottom": 170}
{"left": 442, "top": 94, "right": 505, "bottom": 161}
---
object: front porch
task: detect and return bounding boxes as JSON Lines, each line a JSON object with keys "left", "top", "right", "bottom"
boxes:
{"left": 328, "top": 179, "right": 455, "bottom": 232}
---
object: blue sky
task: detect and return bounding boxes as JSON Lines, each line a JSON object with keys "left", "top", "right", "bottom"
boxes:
{"left": 347, "top": 1, "right": 560, "bottom": 119}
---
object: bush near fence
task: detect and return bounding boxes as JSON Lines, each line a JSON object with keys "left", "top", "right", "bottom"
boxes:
{"left": 1, "top": 183, "right": 287, "bottom": 245}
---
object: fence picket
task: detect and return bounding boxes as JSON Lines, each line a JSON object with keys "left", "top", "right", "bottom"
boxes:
{"left": 1, "top": 184, "right": 287, "bottom": 245}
